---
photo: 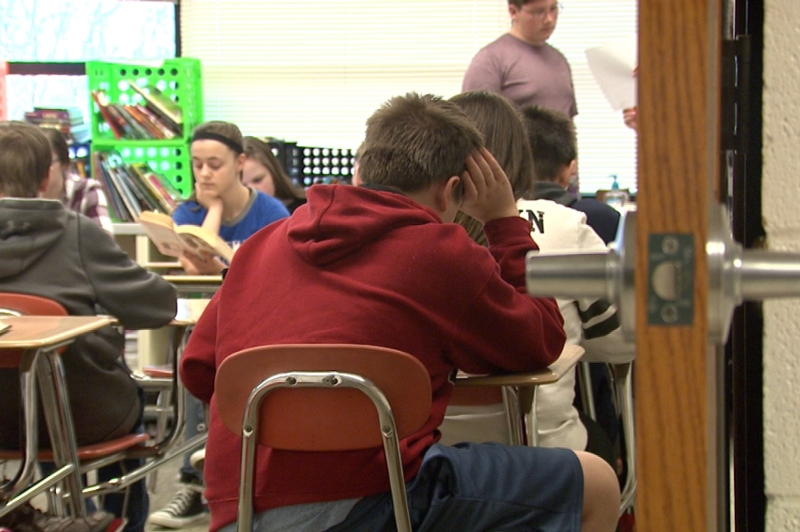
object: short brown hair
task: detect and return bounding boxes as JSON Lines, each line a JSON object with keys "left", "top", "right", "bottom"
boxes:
{"left": 520, "top": 105, "right": 577, "bottom": 183}
{"left": 0, "top": 121, "right": 52, "bottom": 198}
{"left": 358, "top": 93, "right": 483, "bottom": 193}
{"left": 243, "top": 136, "right": 306, "bottom": 203}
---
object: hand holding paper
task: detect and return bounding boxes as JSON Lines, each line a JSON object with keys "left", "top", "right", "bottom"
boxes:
{"left": 585, "top": 37, "right": 638, "bottom": 112}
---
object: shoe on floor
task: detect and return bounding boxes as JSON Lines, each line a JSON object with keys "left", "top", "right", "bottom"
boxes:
{"left": 189, "top": 448, "right": 205, "bottom": 473}
{"left": 147, "top": 484, "right": 207, "bottom": 529}
{"left": 32, "top": 508, "right": 114, "bottom": 532}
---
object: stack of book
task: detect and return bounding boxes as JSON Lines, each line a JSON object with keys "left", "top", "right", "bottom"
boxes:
{"left": 91, "top": 85, "right": 182, "bottom": 140}
{"left": 93, "top": 151, "right": 182, "bottom": 222}
{"left": 24, "top": 106, "right": 91, "bottom": 144}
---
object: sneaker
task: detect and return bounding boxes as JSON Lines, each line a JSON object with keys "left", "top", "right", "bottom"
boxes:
{"left": 147, "top": 484, "right": 206, "bottom": 529}
{"left": 189, "top": 448, "right": 205, "bottom": 473}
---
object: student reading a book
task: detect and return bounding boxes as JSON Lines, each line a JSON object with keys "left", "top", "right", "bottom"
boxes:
{"left": 40, "top": 127, "right": 113, "bottom": 233}
{"left": 168, "top": 121, "right": 290, "bottom": 276}
{"left": 0, "top": 121, "right": 178, "bottom": 532}
{"left": 148, "top": 121, "right": 290, "bottom": 529}
{"left": 242, "top": 136, "right": 307, "bottom": 214}
{"left": 178, "top": 93, "right": 620, "bottom": 532}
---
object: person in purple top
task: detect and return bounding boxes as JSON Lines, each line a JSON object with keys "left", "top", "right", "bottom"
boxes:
{"left": 462, "top": 0, "right": 577, "bottom": 119}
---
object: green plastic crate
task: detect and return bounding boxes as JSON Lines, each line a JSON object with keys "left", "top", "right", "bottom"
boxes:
{"left": 87, "top": 58, "right": 203, "bottom": 199}
{"left": 87, "top": 58, "right": 203, "bottom": 142}
{"left": 92, "top": 139, "right": 193, "bottom": 199}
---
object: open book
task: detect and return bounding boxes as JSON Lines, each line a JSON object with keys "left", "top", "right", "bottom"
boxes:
{"left": 139, "top": 211, "right": 234, "bottom": 263}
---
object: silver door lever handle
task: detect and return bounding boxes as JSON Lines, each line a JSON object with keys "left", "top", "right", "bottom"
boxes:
{"left": 526, "top": 205, "right": 800, "bottom": 343}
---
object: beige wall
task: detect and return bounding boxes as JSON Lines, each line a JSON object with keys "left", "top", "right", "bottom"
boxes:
{"left": 762, "top": 0, "right": 800, "bottom": 528}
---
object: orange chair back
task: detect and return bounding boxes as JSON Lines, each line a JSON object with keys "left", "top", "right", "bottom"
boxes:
{"left": 0, "top": 292, "right": 68, "bottom": 368}
{"left": 215, "top": 344, "right": 432, "bottom": 451}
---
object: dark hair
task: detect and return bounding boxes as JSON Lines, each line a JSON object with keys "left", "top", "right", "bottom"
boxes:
{"left": 450, "top": 91, "right": 536, "bottom": 200}
{"left": 520, "top": 105, "right": 577, "bottom": 182}
{"left": 0, "top": 121, "right": 52, "bottom": 198}
{"left": 508, "top": 0, "right": 537, "bottom": 7}
{"left": 40, "top": 127, "right": 70, "bottom": 166}
{"left": 358, "top": 93, "right": 483, "bottom": 194}
{"left": 243, "top": 136, "right": 306, "bottom": 203}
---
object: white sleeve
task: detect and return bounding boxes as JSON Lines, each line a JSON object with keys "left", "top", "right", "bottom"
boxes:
{"left": 574, "top": 222, "right": 636, "bottom": 363}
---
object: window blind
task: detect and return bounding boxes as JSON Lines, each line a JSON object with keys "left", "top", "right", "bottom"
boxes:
{"left": 180, "top": 0, "right": 637, "bottom": 194}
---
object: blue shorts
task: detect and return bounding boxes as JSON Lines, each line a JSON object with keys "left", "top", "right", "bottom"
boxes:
{"left": 325, "top": 442, "right": 583, "bottom": 532}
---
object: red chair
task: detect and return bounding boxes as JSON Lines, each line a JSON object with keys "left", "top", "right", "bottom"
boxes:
{"left": 0, "top": 292, "right": 195, "bottom": 515}
{"left": 215, "top": 344, "right": 432, "bottom": 532}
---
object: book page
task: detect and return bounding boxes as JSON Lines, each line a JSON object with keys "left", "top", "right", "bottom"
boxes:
{"left": 139, "top": 219, "right": 188, "bottom": 258}
{"left": 585, "top": 37, "right": 638, "bottom": 111}
{"left": 176, "top": 228, "right": 234, "bottom": 262}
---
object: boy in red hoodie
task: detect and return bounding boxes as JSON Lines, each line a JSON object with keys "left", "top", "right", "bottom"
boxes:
{"left": 180, "top": 93, "right": 620, "bottom": 532}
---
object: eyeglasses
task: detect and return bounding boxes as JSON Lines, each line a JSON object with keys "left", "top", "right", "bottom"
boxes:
{"left": 522, "top": 2, "right": 563, "bottom": 20}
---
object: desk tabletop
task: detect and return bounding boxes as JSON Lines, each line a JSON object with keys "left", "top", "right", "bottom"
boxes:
{"left": 455, "top": 344, "right": 585, "bottom": 387}
{"left": 162, "top": 275, "right": 223, "bottom": 297}
{"left": 172, "top": 298, "right": 211, "bottom": 326}
{"left": 162, "top": 275, "right": 223, "bottom": 285}
{"left": 0, "top": 315, "right": 114, "bottom": 349}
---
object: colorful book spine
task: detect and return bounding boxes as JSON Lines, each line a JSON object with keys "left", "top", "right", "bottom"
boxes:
{"left": 90, "top": 91, "right": 123, "bottom": 139}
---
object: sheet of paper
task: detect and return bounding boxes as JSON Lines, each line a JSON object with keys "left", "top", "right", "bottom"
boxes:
{"left": 585, "top": 37, "right": 638, "bottom": 111}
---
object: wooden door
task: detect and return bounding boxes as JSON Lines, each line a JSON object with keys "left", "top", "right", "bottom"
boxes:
{"left": 636, "top": 0, "right": 723, "bottom": 530}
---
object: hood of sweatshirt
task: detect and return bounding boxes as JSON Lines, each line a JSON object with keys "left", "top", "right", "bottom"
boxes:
{"left": 0, "top": 199, "right": 68, "bottom": 279}
{"left": 533, "top": 181, "right": 577, "bottom": 207}
{"left": 286, "top": 184, "right": 441, "bottom": 266}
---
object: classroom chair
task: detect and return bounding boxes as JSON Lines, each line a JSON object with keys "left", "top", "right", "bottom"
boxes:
{"left": 0, "top": 292, "right": 89, "bottom": 517}
{"left": 214, "top": 344, "right": 432, "bottom": 532}
{"left": 0, "top": 292, "right": 203, "bottom": 520}
{"left": 450, "top": 344, "right": 586, "bottom": 446}
{"left": 576, "top": 359, "right": 637, "bottom": 518}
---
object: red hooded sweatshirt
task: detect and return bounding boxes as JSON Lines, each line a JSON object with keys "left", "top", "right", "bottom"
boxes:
{"left": 179, "top": 184, "right": 565, "bottom": 532}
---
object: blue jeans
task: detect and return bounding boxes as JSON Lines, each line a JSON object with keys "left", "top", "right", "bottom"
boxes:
{"left": 223, "top": 443, "right": 583, "bottom": 532}
{"left": 325, "top": 443, "right": 583, "bottom": 532}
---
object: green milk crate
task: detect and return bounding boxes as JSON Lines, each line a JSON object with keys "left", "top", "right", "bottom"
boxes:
{"left": 87, "top": 58, "right": 203, "bottom": 198}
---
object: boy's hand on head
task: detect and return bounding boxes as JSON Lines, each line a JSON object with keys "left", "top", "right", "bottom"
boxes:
{"left": 459, "top": 148, "right": 519, "bottom": 224}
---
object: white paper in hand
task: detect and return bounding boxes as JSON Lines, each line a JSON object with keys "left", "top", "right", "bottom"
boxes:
{"left": 585, "top": 37, "right": 638, "bottom": 111}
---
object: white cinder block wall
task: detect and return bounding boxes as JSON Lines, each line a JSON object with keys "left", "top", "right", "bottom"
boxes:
{"left": 762, "top": 0, "right": 800, "bottom": 529}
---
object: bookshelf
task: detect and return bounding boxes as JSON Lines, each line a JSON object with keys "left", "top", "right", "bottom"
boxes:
{"left": 87, "top": 58, "right": 203, "bottom": 217}
{"left": 0, "top": 60, "right": 7, "bottom": 120}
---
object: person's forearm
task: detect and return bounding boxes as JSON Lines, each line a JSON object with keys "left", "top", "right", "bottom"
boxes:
{"left": 201, "top": 202, "right": 223, "bottom": 235}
